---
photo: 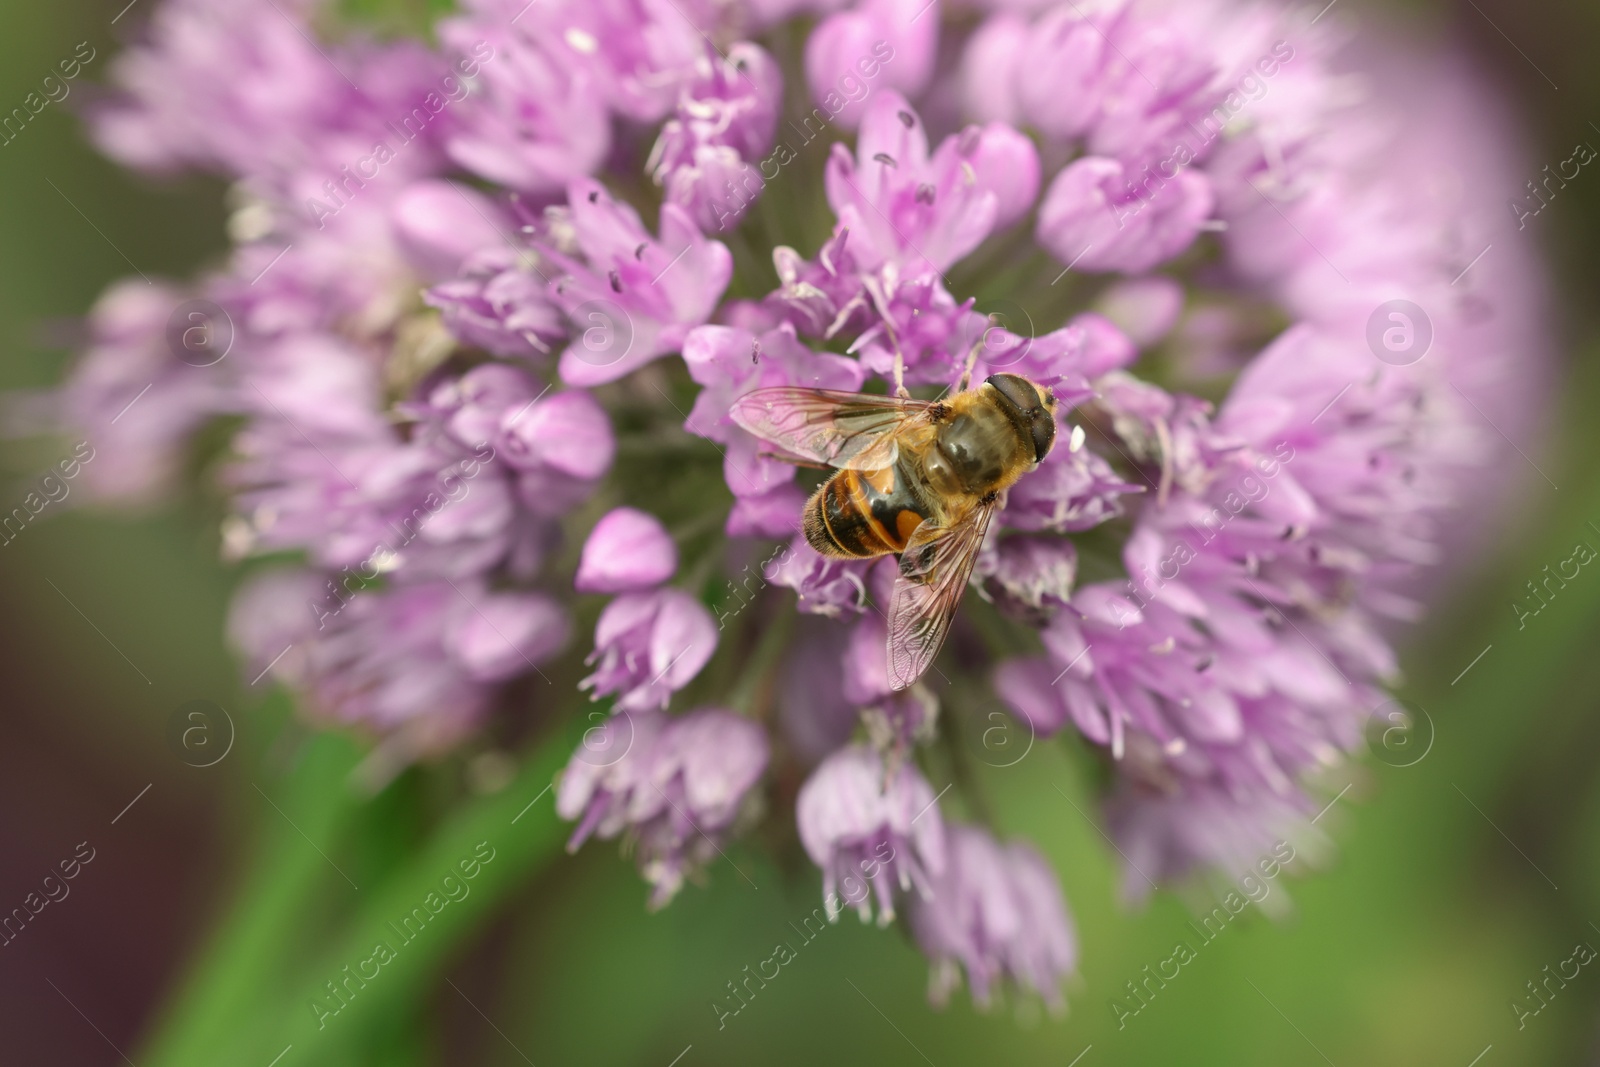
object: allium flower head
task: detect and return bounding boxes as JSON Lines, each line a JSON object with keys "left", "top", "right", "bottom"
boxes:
{"left": 37, "top": 0, "right": 1552, "bottom": 1017}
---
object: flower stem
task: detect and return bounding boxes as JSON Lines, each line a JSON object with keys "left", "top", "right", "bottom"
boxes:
{"left": 727, "top": 604, "right": 795, "bottom": 717}
{"left": 138, "top": 721, "right": 368, "bottom": 1066}
{"left": 150, "top": 717, "right": 582, "bottom": 1067}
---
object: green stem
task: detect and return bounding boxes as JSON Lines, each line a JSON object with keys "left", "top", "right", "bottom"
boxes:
{"left": 727, "top": 605, "right": 795, "bottom": 715}
{"left": 174, "top": 719, "right": 581, "bottom": 1067}
{"left": 139, "top": 722, "right": 368, "bottom": 1067}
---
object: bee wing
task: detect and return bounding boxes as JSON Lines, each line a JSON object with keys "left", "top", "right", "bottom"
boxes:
{"left": 886, "top": 498, "right": 998, "bottom": 691}
{"left": 730, "top": 387, "right": 931, "bottom": 471}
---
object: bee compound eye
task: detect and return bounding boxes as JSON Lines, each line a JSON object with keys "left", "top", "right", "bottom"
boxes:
{"left": 984, "top": 373, "right": 1040, "bottom": 414}
{"left": 1030, "top": 412, "right": 1056, "bottom": 462}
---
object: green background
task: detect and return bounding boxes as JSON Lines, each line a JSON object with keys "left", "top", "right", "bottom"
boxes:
{"left": 3, "top": 0, "right": 1599, "bottom": 1064}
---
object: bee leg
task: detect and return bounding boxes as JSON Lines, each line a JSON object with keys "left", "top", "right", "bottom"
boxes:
{"left": 955, "top": 334, "right": 986, "bottom": 394}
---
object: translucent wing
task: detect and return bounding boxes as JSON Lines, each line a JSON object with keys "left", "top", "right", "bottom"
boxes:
{"left": 730, "top": 387, "right": 931, "bottom": 471}
{"left": 886, "top": 498, "right": 998, "bottom": 690}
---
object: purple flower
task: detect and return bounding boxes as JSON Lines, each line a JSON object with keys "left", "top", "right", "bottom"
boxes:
{"left": 517, "top": 0, "right": 714, "bottom": 123}
{"left": 910, "top": 824, "right": 1077, "bottom": 1010}
{"left": 448, "top": 590, "right": 571, "bottom": 681}
{"left": 582, "top": 588, "right": 718, "bottom": 712}
{"left": 768, "top": 540, "right": 876, "bottom": 617}
{"left": 649, "top": 42, "right": 783, "bottom": 233}
{"left": 1096, "top": 276, "right": 1186, "bottom": 348}
{"left": 391, "top": 181, "right": 520, "bottom": 282}
{"left": 959, "top": 12, "right": 1029, "bottom": 127}
{"left": 436, "top": 10, "right": 610, "bottom": 193}
{"left": 976, "top": 536, "right": 1079, "bottom": 625}
{"left": 796, "top": 745, "right": 946, "bottom": 924}
{"left": 843, "top": 270, "right": 982, "bottom": 388}
{"left": 424, "top": 363, "right": 536, "bottom": 450}
{"left": 972, "top": 1, "right": 1223, "bottom": 172}
{"left": 417, "top": 374, "right": 617, "bottom": 524}
{"left": 500, "top": 390, "right": 616, "bottom": 482}
{"left": 1096, "top": 371, "right": 1237, "bottom": 496}
{"left": 229, "top": 570, "right": 567, "bottom": 750}
{"left": 230, "top": 348, "right": 571, "bottom": 583}
{"left": 765, "top": 228, "right": 870, "bottom": 338}
{"left": 841, "top": 614, "right": 893, "bottom": 707}
{"left": 1007, "top": 5, "right": 1120, "bottom": 140}
{"left": 576, "top": 508, "right": 678, "bottom": 593}
{"left": 1036, "top": 156, "right": 1215, "bottom": 274}
{"left": 91, "top": 0, "right": 451, "bottom": 196}
{"left": 426, "top": 244, "right": 569, "bottom": 360}
{"left": 549, "top": 181, "right": 733, "bottom": 386}
{"left": 52, "top": 280, "right": 233, "bottom": 505}
{"left": 1103, "top": 771, "right": 1315, "bottom": 907}
{"left": 993, "top": 656, "right": 1080, "bottom": 740}
{"left": 558, "top": 707, "right": 769, "bottom": 907}
{"left": 805, "top": 0, "right": 936, "bottom": 129}
{"left": 74, "top": 10, "right": 613, "bottom": 739}
{"left": 439, "top": 0, "right": 734, "bottom": 193}
{"left": 1002, "top": 434, "right": 1144, "bottom": 534}
{"left": 963, "top": 121, "right": 1045, "bottom": 230}
{"left": 824, "top": 91, "right": 1037, "bottom": 273}
{"left": 1079, "top": 7, "right": 1222, "bottom": 171}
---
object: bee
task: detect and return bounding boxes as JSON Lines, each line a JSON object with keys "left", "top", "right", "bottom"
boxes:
{"left": 731, "top": 373, "right": 1059, "bottom": 691}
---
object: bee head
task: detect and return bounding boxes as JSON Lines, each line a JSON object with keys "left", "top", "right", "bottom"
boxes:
{"left": 985, "top": 373, "right": 1057, "bottom": 464}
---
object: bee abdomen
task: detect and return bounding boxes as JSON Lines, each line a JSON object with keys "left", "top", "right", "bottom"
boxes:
{"left": 805, "top": 467, "right": 928, "bottom": 559}
{"left": 802, "top": 488, "right": 851, "bottom": 557}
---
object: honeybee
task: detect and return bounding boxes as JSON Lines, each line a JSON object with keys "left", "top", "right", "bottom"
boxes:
{"left": 731, "top": 373, "right": 1059, "bottom": 690}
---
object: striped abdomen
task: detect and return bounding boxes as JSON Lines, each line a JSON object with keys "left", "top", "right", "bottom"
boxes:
{"left": 802, "top": 460, "right": 932, "bottom": 559}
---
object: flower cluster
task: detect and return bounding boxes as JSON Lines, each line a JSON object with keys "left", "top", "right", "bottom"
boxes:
{"left": 557, "top": 706, "right": 768, "bottom": 909}
{"left": 39, "top": 0, "right": 1547, "bottom": 1015}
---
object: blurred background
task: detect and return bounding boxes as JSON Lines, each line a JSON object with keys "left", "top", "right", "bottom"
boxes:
{"left": 3, "top": 0, "right": 1600, "bottom": 1064}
